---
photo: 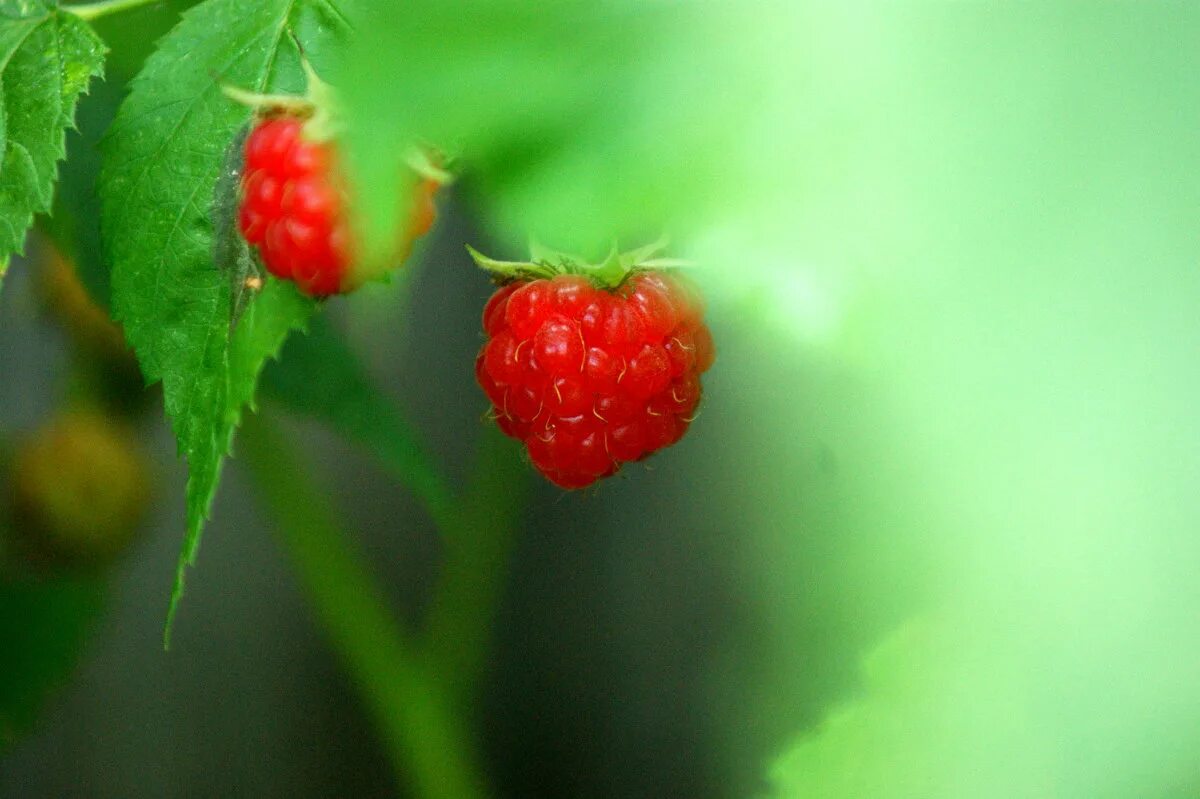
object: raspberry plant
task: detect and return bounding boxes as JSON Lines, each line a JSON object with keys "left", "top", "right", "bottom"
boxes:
{"left": 3, "top": 2, "right": 1199, "bottom": 799}
{"left": 0, "top": 0, "right": 724, "bottom": 795}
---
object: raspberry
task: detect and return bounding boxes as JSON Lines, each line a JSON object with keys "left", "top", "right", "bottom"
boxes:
{"left": 236, "top": 114, "right": 439, "bottom": 297}
{"left": 472, "top": 246, "right": 714, "bottom": 489}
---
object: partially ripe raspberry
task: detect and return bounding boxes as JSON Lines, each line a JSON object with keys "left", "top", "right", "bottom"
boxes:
{"left": 237, "top": 115, "right": 438, "bottom": 297}
{"left": 475, "top": 265, "right": 714, "bottom": 489}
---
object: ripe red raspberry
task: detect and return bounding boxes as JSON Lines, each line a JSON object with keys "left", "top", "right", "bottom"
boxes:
{"left": 237, "top": 115, "right": 439, "bottom": 297}
{"left": 474, "top": 254, "right": 714, "bottom": 489}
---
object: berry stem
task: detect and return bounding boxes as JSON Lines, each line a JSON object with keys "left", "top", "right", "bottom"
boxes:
{"left": 65, "top": 0, "right": 161, "bottom": 22}
{"left": 260, "top": 317, "right": 523, "bottom": 709}
{"left": 240, "top": 412, "right": 488, "bottom": 799}
{"left": 422, "top": 427, "right": 527, "bottom": 702}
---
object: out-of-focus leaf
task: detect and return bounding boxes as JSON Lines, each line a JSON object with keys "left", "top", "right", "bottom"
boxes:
{"left": 696, "top": 5, "right": 1200, "bottom": 797}
{"left": 0, "top": 575, "right": 104, "bottom": 750}
{"left": 100, "top": 0, "right": 349, "bottom": 640}
{"left": 39, "top": 75, "right": 122, "bottom": 308}
{"left": 0, "top": 0, "right": 105, "bottom": 286}
{"left": 339, "top": 1, "right": 755, "bottom": 263}
{"left": 767, "top": 617, "right": 1055, "bottom": 798}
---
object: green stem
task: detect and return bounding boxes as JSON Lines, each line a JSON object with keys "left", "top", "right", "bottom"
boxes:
{"left": 64, "top": 0, "right": 161, "bottom": 22}
{"left": 239, "top": 412, "right": 488, "bottom": 799}
{"left": 258, "top": 318, "right": 461, "bottom": 540}
{"left": 422, "top": 427, "right": 526, "bottom": 703}
{"left": 335, "top": 404, "right": 461, "bottom": 542}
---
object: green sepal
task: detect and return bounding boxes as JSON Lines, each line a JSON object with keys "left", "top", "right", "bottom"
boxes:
{"left": 467, "top": 236, "right": 679, "bottom": 290}
{"left": 466, "top": 244, "right": 557, "bottom": 282}
{"left": 220, "top": 51, "right": 340, "bottom": 140}
{"left": 406, "top": 148, "right": 453, "bottom": 185}
{"left": 527, "top": 239, "right": 587, "bottom": 267}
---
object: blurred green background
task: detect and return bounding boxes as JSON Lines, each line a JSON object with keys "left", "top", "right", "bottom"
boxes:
{"left": 3, "top": 1, "right": 1200, "bottom": 797}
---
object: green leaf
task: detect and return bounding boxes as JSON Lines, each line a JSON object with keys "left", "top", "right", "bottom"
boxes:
{"left": 39, "top": 2, "right": 196, "bottom": 310}
{"left": 0, "top": 575, "right": 105, "bottom": 750}
{"left": 38, "top": 73, "right": 122, "bottom": 308}
{"left": 675, "top": 6, "right": 1200, "bottom": 795}
{"left": 0, "top": 0, "right": 104, "bottom": 284}
{"left": 100, "top": 0, "right": 350, "bottom": 643}
{"left": 340, "top": 1, "right": 750, "bottom": 261}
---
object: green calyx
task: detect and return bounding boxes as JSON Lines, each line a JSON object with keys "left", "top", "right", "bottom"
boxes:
{"left": 466, "top": 236, "right": 690, "bottom": 290}
{"left": 221, "top": 53, "right": 341, "bottom": 141}
{"left": 221, "top": 58, "right": 451, "bottom": 184}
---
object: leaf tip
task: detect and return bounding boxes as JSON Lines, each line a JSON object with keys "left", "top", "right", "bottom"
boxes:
{"left": 162, "top": 545, "right": 194, "bottom": 650}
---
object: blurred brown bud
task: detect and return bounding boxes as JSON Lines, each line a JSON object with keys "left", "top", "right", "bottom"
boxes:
{"left": 9, "top": 409, "right": 151, "bottom": 565}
